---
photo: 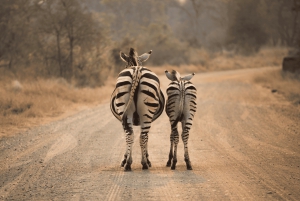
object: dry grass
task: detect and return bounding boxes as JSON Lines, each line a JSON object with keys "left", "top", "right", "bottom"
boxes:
{"left": 208, "top": 46, "right": 288, "bottom": 71}
{"left": 253, "top": 69, "right": 300, "bottom": 105}
{"left": 0, "top": 77, "right": 114, "bottom": 137}
{"left": 0, "top": 46, "right": 291, "bottom": 137}
{"left": 151, "top": 46, "right": 289, "bottom": 75}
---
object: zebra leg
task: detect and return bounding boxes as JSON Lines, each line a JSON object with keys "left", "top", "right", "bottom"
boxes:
{"left": 122, "top": 117, "right": 134, "bottom": 171}
{"left": 166, "top": 129, "right": 174, "bottom": 167}
{"left": 140, "top": 130, "right": 149, "bottom": 170}
{"left": 182, "top": 125, "right": 192, "bottom": 170}
{"left": 170, "top": 126, "right": 179, "bottom": 170}
{"left": 146, "top": 145, "right": 151, "bottom": 167}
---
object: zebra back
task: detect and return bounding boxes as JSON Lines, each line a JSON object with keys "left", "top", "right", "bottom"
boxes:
{"left": 165, "top": 70, "right": 197, "bottom": 125}
{"left": 110, "top": 66, "right": 165, "bottom": 125}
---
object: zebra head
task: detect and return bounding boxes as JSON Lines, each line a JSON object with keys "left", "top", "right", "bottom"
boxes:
{"left": 120, "top": 48, "right": 152, "bottom": 68}
{"left": 165, "top": 70, "right": 195, "bottom": 82}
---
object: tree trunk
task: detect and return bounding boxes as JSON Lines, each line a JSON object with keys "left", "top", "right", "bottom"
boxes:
{"left": 69, "top": 36, "right": 74, "bottom": 79}
{"left": 291, "top": 8, "right": 299, "bottom": 46}
{"left": 8, "top": 55, "right": 13, "bottom": 69}
{"left": 56, "top": 31, "right": 63, "bottom": 77}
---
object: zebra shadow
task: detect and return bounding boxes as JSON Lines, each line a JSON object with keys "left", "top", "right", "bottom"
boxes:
{"left": 100, "top": 163, "right": 206, "bottom": 188}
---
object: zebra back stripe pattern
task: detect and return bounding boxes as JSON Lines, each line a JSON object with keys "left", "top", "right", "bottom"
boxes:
{"left": 110, "top": 66, "right": 165, "bottom": 126}
{"left": 166, "top": 80, "right": 197, "bottom": 127}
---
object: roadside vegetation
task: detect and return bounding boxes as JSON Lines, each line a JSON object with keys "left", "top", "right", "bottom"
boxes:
{"left": 1, "top": 0, "right": 298, "bottom": 136}
{"left": 0, "top": 76, "right": 115, "bottom": 136}
{"left": 150, "top": 47, "right": 288, "bottom": 75}
{"left": 0, "top": 46, "right": 289, "bottom": 137}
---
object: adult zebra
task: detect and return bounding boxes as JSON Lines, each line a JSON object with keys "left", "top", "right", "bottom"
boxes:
{"left": 165, "top": 70, "right": 197, "bottom": 170}
{"left": 110, "top": 48, "right": 165, "bottom": 171}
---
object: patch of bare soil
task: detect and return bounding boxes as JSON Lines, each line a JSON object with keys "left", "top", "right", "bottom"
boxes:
{"left": 1, "top": 67, "right": 299, "bottom": 200}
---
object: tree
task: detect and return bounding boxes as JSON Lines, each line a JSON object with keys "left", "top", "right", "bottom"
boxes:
{"left": 36, "top": 0, "right": 102, "bottom": 79}
{"left": 36, "top": 1, "right": 66, "bottom": 76}
{"left": 166, "top": 0, "right": 229, "bottom": 50}
{"left": 0, "top": 0, "right": 34, "bottom": 69}
{"left": 293, "top": 0, "right": 300, "bottom": 48}
{"left": 101, "top": 0, "right": 188, "bottom": 66}
{"left": 261, "top": 0, "right": 300, "bottom": 47}
{"left": 226, "top": 0, "right": 268, "bottom": 54}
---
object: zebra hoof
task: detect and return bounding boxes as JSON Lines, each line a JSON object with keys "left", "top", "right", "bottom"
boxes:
{"left": 124, "top": 164, "right": 131, "bottom": 171}
{"left": 147, "top": 161, "right": 152, "bottom": 167}
{"left": 171, "top": 165, "right": 176, "bottom": 170}
{"left": 142, "top": 163, "right": 148, "bottom": 170}
{"left": 185, "top": 161, "right": 192, "bottom": 170}
{"left": 166, "top": 161, "right": 171, "bottom": 167}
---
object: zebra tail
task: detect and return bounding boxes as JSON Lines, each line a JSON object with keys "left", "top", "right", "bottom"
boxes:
{"left": 121, "top": 67, "right": 141, "bottom": 122}
{"left": 178, "top": 83, "right": 185, "bottom": 121}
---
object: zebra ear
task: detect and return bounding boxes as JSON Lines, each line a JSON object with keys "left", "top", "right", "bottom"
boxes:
{"left": 182, "top": 73, "right": 195, "bottom": 81}
{"left": 138, "top": 50, "right": 152, "bottom": 62}
{"left": 120, "top": 51, "right": 129, "bottom": 63}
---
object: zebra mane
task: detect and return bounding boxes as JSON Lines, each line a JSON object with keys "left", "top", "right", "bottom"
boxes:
{"left": 120, "top": 48, "right": 152, "bottom": 68}
{"left": 172, "top": 70, "right": 181, "bottom": 82}
{"left": 129, "top": 48, "right": 137, "bottom": 57}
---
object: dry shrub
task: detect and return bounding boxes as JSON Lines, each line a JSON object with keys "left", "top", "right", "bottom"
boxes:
{"left": 208, "top": 46, "right": 288, "bottom": 71}
{"left": 0, "top": 78, "right": 114, "bottom": 136}
{"left": 151, "top": 46, "right": 289, "bottom": 75}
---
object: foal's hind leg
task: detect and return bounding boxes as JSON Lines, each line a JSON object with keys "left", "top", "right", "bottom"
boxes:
{"left": 146, "top": 144, "right": 151, "bottom": 167}
{"left": 167, "top": 124, "right": 179, "bottom": 170}
{"left": 182, "top": 123, "right": 192, "bottom": 170}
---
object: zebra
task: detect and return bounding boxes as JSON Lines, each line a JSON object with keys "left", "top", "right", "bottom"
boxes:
{"left": 165, "top": 70, "right": 197, "bottom": 170}
{"left": 110, "top": 48, "right": 165, "bottom": 171}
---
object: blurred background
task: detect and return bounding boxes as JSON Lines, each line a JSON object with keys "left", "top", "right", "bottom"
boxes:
{"left": 1, "top": 0, "right": 299, "bottom": 83}
{"left": 0, "top": 0, "right": 299, "bottom": 132}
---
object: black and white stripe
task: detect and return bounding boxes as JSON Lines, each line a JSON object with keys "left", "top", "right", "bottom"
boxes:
{"left": 110, "top": 48, "right": 165, "bottom": 171}
{"left": 165, "top": 70, "right": 197, "bottom": 170}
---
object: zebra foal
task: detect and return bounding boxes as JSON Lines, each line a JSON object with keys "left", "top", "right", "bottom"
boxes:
{"left": 165, "top": 70, "right": 197, "bottom": 170}
{"left": 110, "top": 48, "right": 165, "bottom": 171}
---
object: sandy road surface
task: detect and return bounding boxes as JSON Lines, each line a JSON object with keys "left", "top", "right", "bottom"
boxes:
{"left": 1, "top": 67, "right": 299, "bottom": 200}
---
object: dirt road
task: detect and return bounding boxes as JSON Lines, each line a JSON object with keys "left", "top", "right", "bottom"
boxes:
{"left": 1, "top": 67, "right": 299, "bottom": 201}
